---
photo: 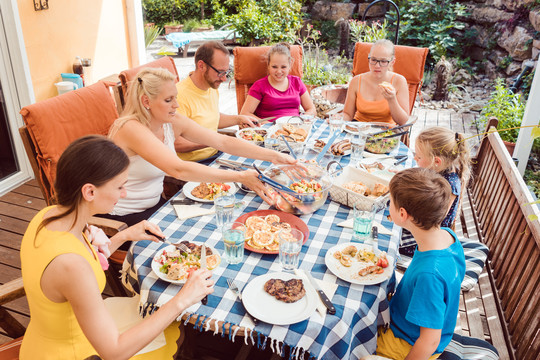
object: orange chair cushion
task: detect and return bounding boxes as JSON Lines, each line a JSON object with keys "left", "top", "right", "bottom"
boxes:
{"left": 352, "top": 42, "right": 428, "bottom": 114}
{"left": 19, "top": 81, "right": 119, "bottom": 202}
{"left": 233, "top": 45, "right": 303, "bottom": 113}
{"left": 119, "top": 56, "right": 179, "bottom": 95}
{"left": 0, "top": 336, "right": 23, "bottom": 360}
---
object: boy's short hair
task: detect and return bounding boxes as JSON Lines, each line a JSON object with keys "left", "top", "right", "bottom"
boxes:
{"left": 389, "top": 168, "right": 452, "bottom": 230}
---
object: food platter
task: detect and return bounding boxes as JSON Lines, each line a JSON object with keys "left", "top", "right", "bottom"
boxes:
{"left": 241, "top": 272, "right": 318, "bottom": 325}
{"left": 182, "top": 182, "right": 237, "bottom": 203}
{"left": 235, "top": 209, "right": 309, "bottom": 254}
{"left": 151, "top": 243, "right": 220, "bottom": 284}
{"left": 235, "top": 127, "right": 267, "bottom": 146}
{"left": 325, "top": 242, "right": 393, "bottom": 285}
{"left": 312, "top": 139, "right": 351, "bottom": 157}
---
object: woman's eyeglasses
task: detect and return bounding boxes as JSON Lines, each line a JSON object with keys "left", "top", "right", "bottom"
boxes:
{"left": 204, "top": 61, "right": 232, "bottom": 78}
{"left": 368, "top": 57, "right": 392, "bottom": 67}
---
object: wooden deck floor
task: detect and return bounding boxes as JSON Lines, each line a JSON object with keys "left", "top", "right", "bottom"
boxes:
{"left": 0, "top": 106, "right": 481, "bottom": 347}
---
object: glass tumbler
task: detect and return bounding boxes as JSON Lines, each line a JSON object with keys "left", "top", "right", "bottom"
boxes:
{"left": 278, "top": 228, "right": 304, "bottom": 271}
{"left": 222, "top": 222, "right": 245, "bottom": 264}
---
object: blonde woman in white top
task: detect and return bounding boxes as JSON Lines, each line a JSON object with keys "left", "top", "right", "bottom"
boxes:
{"left": 105, "top": 68, "right": 296, "bottom": 227}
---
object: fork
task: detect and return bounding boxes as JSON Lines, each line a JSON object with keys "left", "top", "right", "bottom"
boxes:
{"left": 226, "top": 279, "right": 258, "bottom": 324}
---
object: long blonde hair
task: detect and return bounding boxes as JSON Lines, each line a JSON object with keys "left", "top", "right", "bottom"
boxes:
{"left": 416, "top": 126, "right": 471, "bottom": 190}
{"left": 109, "top": 68, "right": 177, "bottom": 137}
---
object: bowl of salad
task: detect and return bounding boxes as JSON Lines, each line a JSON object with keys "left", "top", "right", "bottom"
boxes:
{"left": 235, "top": 127, "right": 267, "bottom": 146}
{"left": 363, "top": 123, "right": 401, "bottom": 154}
{"left": 263, "top": 163, "right": 333, "bottom": 215}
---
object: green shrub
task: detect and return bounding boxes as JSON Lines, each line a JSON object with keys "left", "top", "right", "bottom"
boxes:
{"left": 210, "top": 0, "right": 303, "bottom": 45}
{"left": 476, "top": 78, "right": 524, "bottom": 143}
{"left": 349, "top": 19, "right": 388, "bottom": 43}
{"left": 311, "top": 20, "right": 339, "bottom": 50}
{"left": 390, "top": 0, "right": 467, "bottom": 66}
{"left": 144, "top": 25, "right": 161, "bottom": 48}
{"left": 142, "top": 0, "right": 204, "bottom": 28}
{"left": 297, "top": 24, "right": 351, "bottom": 86}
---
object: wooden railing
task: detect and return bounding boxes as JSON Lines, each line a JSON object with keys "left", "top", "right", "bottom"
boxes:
{"left": 469, "top": 119, "right": 540, "bottom": 360}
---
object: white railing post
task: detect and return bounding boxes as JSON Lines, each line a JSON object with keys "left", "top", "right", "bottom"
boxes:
{"left": 515, "top": 66, "right": 540, "bottom": 175}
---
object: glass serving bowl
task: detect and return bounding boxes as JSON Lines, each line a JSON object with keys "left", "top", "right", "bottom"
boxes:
{"left": 263, "top": 163, "right": 333, "bottom": 215}
{"left": 345, "top": 122, "right": 401, "bottom": 154}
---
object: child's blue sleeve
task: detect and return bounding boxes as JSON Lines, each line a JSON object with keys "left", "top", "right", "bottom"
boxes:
{"left": 405, "top": 272, "right": 447, "bottom": 329}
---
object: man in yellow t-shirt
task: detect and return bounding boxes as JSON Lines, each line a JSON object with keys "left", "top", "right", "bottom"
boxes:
{"left": 175, "top": 41, "right": 257, "bottom": 162}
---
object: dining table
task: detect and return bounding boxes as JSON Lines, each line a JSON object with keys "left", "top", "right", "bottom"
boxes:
{"left": 122, "top": 118, "right": 415, "bottom": 360}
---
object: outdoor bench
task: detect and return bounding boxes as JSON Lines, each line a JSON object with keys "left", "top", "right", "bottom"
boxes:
{"left": 452, "top": 118, "right": 539, "bottom": 360}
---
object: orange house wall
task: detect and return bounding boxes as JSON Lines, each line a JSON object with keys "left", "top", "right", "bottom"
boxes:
{"left": 17, "top": 0, "right": 131, "bottom": 101}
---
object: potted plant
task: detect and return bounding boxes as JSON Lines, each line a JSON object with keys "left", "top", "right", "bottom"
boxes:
{"left": 164, "top": 20, "right": 183, "bottom": 35}
{"left": 476, "top": 78, "right": 524, "bottom": 154}
{"left": 183, "top": 18, "right": 214, "bottom": 32}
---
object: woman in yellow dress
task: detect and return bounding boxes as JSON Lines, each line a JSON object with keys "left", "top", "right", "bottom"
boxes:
{"left": 20, "top": 135, "right": 213, "bottom": 360}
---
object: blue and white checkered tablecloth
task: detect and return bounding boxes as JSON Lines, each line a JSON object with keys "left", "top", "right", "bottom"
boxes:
{"left": 123, "top": 119, "right": 414, "bottom": 360}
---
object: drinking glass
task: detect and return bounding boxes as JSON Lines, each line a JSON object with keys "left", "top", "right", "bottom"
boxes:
{"left": 278, "top": 229, "right": 304, "bottom": 271}
{"left": 353, "top": 203, "right": 376, "bottom": 242}
{"left": 214, "top": 193, "right": 236, "bottom": 229}
{"left": 349, "top": 132, "right": 367, "bottom": 164}
{"left": 222, "top": 222, "right": 245, "bottom": 264}
{"left": 328, "top": 114, "right": 343, "bottom": 134}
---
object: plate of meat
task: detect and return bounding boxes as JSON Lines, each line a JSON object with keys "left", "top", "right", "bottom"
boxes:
{"left": 241, "top": 272, "right": 318, "bottom": 325}
{"left": 313, "top": 139, "right": 351, "bottom": 156}
{"left": 183, "top": 182, "right": 237, "bottom": 203}
{"left": 325, "top": 243, "right": 393, "bottom": 285}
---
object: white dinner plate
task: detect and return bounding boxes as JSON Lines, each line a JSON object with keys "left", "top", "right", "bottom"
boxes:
{"left": 182, "top": 182, "right": 237, "bottom": 203}
{"left": 151, "top": 243, "right": 219, "bottom": 284}
{"left": 325, "top": 242, "right": 394, "bottom": 285}
{"left": 241, "top": 272, "right": 318, "bottom": 325}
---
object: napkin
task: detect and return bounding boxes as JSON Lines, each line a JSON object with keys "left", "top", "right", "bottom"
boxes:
{"left": 337, "top": 219, "right": 393, "bottom": 235}
{"left": 294, "top": 269, "right": 338, "bottom": 318}
{"left": 104, "top": 295, "right": 166, "bottom": 355}
{"left": 173, "top": 204, "right": 215, "bottom": 221}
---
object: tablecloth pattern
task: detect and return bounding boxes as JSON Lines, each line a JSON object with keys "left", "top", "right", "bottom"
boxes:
{"left": 123, "top": 119, "right": 414, "bottom": 360}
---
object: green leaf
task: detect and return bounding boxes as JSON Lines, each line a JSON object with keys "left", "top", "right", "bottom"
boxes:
{"left": 528, "top": 214, "right": 538, "bottom": 222}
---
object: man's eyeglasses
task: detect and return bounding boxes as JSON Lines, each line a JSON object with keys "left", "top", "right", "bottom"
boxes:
{"left": 368, "top": 57, "right": 392, "bottom": 67}
{"left": 204, "top": 61, "right": 232, "bottom": 78}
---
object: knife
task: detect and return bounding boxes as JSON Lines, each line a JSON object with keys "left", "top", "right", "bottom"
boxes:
{"left": 372, "top": 226, "right": 379, "bottom": 252}
{"left": 305, "top": 272, "right": 336, "bottom": 315}
{"left": 170, "top": 198, "right": 196, "bottom": 205}
{"left": 200, "top": 244, "right": 208, "bottom": 305}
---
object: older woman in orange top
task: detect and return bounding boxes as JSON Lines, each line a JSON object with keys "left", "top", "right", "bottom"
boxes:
{"left": 343, "top": 39, "right": 409, "bottom": 126}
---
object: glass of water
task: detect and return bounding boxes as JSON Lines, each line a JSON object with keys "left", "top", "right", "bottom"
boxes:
{"left": 278, "top": 229, "right": 304, "bottom": 271}
{"left": 353, "top": 203, "right": 376, "bottom": 243}
{"left": 349, "top": 132, "right": 367, "bottom": 164}
{"left": 222, "top": 222, "right": 245, "bottom": 264}
{"left": 328, "top": 114, "right": 343, "bottom": 134}
{"left": 214, "top": 192, "right": 236, "bottom": 229}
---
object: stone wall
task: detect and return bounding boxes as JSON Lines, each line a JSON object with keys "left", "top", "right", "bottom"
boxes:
{"left": 307, "top": 0, "right": 540, "bottom": 79}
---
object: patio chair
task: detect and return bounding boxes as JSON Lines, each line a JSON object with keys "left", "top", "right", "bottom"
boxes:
{"left": 233, "top": 45, "right": 303, "bottom": 114}
{"left": 117, "top": 56, "right": 179, "bottom": 110}
{"left": 0, "top": 278, "right": 25, "bottom": 359}
{"left": 19, "top": 81, "right": 129, "bottom": 297}
{"left": 352, "top": 42, "right": 428, "bottom": 146}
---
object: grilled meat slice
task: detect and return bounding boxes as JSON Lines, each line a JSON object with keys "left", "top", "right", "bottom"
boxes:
{"left": 264, "top": 278, "right": 306, "bottom": 303}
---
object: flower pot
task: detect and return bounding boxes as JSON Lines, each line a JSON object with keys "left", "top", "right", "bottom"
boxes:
{"left": 164, "top": 24, "right": 184, "bottom": 35}
{"left": 145, "top": 23, "right": 155, "bottom": 28}
{"left": 191, "top": 25, "right": 214, "bottom": 32}
{"left": 503, "top": 141, "right": 516, "bottom": 156}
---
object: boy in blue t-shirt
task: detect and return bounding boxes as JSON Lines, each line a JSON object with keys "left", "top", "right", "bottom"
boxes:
{"left": 364, "top": 168, "right": 465, "bottom": 360}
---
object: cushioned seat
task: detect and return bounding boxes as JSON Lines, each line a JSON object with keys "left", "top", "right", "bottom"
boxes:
{"left": 233, "top": 45, "right": 303, "bottom": 114}
{"left": 439, "top": 333, "right": 499, "bottom": 360}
